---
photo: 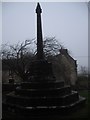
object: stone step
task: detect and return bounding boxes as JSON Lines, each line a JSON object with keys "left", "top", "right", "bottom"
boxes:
{"left": 6, "top": 91, "right": 78, "bottom": 106}
{"left": 2, "top": 96, "right": 86, "bottom": 117}
{"left": 21, "top": 81, "right": 64, "bottom": 89}
{"left": 15, "top": 86, "right": 71, "bottom": 97}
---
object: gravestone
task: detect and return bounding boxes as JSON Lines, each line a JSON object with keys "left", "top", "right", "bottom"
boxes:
{"left": 2, "top": 3, "right": 86, "bottom": 119}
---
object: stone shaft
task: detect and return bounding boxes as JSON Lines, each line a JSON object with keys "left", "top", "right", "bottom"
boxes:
{"left": 36, "top": 3, "right": 44, "bottom": 60}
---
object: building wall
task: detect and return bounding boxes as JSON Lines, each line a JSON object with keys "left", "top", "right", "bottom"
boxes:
{"left": 54, "top": 49, "right": 77, "bottom": 86}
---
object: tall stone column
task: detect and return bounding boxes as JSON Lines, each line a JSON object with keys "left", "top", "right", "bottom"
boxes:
{"left": 36, "top": 3, "right": 44, "bottom": 60}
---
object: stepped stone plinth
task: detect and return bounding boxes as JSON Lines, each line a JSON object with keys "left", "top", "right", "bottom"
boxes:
{"left": 29, "top": 60, "right": 55, "bottom": 82}
{"left": 2, "top": 3, "right": 86, "bottom": 119}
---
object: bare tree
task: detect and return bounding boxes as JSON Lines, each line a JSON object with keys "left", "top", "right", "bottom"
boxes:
{"left": 2, "top": 39, "right": 35, "bottom": 81}
{"left": 31, "top": 37, "right": 63, "bottom": 57}
{"left": 2, "top": 37, "right": 64, "bottom": 82}
{"left": 79, "top": 66, "right": 88, "bottom": 76}
{"left": 43, "top": 37, "right": 63, "bottom": 57}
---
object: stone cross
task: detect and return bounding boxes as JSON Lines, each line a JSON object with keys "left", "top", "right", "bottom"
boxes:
{"left": 36, "top": 3, "right": 44, "bottom": 60}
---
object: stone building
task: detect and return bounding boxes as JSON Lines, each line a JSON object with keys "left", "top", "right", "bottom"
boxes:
{"left": 52, "top": 48, "right": 77, "bottom": 86}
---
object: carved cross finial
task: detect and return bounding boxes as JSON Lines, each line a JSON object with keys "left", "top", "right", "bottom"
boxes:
{"left": 36, "top": 2, "right": 42, "bottom": 13}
